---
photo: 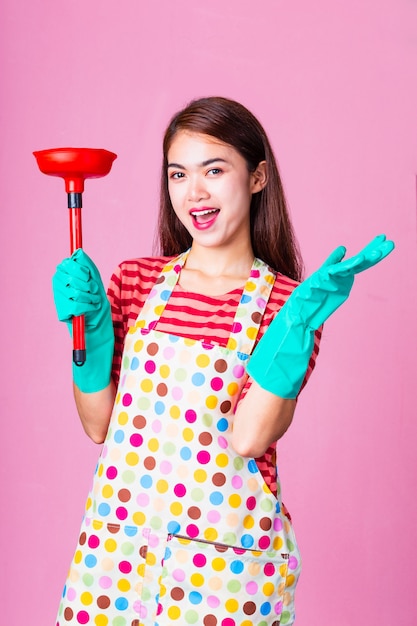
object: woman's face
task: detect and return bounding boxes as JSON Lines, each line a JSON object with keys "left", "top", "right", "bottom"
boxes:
{"left": 167, "top": 131, "right": 266, "bottom": 251}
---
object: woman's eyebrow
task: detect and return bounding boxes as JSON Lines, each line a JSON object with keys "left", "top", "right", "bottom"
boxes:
{"left": 167, "top": 158, "right": 228, "bottom": 169}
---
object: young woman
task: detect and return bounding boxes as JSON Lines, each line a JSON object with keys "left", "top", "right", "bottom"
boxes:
{"left": 52, "top": 97, "right": 394, "bottom": 626}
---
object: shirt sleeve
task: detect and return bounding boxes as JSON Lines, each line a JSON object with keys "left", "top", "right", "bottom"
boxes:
{"left": 107, "top": 264, "right": 128, "bottom": 388}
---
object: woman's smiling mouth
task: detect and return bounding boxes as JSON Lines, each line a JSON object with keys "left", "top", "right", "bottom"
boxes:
{"left": 190, "top": 207, "right": 220, "bottom": 229}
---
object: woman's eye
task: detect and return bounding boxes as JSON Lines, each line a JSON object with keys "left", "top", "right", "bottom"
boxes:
{"left": 207, "top": 168, "right": 222, "bottom": 176}
{"left": 170, "top": 172, "right": 185, "bottom": 180}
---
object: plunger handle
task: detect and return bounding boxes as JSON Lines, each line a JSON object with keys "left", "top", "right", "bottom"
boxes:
{"left": 68, "top": 190, "right": 86, "bottom": 365}
{"left": 33, "top": 147, "right": 117, "bottom": 367}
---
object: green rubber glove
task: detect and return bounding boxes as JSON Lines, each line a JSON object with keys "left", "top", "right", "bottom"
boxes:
{"left": 247, "top": 234, "right": 395, "bottom": 399}
{"left": 52, "top": 248, "right": 114, "bottom": 393}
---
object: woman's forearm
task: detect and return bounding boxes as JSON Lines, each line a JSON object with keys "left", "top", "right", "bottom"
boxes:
{"left": 231, "top": 380, "right": 296, "bottom": 458}
{"left": 73, "top": 380, "right": 116, "bottom": 443}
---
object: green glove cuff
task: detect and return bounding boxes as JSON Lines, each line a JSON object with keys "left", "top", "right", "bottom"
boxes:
{"left": 247, "top": 311, "right": 315, "bottom": 399}
{"left": 69, "top": 271, "right": 114, "bottom": 393}
{"left": 72, "top": 333, "right": 114, "bottom": 393}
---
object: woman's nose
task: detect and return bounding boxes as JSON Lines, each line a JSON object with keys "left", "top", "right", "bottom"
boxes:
{"left": 188, "top": 176, "right": 209, "bottom": 202}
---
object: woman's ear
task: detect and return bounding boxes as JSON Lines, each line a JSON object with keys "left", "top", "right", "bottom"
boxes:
{"left": 251, "top": 161, "right": 268, "bottom": 193}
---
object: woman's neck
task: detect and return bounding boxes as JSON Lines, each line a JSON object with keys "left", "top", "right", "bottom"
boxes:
{"left": 178, "top": 243, "right": 255, "bottom": 296}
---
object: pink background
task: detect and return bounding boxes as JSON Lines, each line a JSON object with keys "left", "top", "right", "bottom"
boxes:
{"left": 1, "top": 1, "right": 416, "bottom": 624}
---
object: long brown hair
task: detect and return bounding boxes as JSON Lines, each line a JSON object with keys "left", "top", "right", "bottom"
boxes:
{"left": 155, "top": 96, "right": 303, "bottom": 281}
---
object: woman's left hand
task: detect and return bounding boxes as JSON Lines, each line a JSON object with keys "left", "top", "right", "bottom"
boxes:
{"left": 246, "top": 234, "right": 395, "bottom": 399}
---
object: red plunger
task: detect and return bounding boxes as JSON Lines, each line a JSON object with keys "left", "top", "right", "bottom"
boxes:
{"left": 33, "top": 147, "right": 117, "bottom": 366}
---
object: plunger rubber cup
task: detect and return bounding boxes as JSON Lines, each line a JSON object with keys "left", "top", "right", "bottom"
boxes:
{"left": 34, "top": 147, "right": 117, "bottom": 367}
{"left": 33, "top": 147, "right": 117, "bottom": 192}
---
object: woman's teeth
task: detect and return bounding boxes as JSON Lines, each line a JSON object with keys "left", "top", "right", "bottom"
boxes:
{"left": 191, "top": 209, "right": 218, "bottom": 216}
{"left": 191, "top": 209, "right": 219, "bottom": 223}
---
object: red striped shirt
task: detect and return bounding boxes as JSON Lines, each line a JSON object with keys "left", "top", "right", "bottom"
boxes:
{"left": 107, "top": 256, "right": 321, "bottom": 496}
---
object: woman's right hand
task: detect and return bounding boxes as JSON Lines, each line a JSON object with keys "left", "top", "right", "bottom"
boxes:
{"left": 52, "top": 248, "right": 109, "bottom": 329}
{"left": 52, "top": 249, "right": 115, "bottom": 395}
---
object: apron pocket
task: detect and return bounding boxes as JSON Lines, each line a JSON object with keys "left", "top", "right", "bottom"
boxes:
{"left": 157, "top": 534, "right": 291, "bottom": 625}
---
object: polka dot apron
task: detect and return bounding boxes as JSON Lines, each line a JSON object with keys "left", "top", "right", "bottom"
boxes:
{"left": 57, "top": 253, "right": 301, "bottom": 626}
